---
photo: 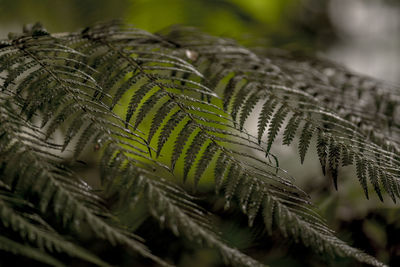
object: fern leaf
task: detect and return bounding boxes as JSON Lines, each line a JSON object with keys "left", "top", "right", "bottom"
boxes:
{"left": 238, "top": 180, "right": 253, "bottom": 214}
{"left": 214, "top": 153, "right": 228, "bottom": 193}
{"left": 1, "top": 23, "right": 395, "bottom": 266}
{"left": 0, "top": 235, "right": 64, "bottom": 267}
{"left": 45, "top": 102, "right": 79, "bottom": 138}
{"left": 62, "top": 111, "right": 85, "bottom": 150}
{"left": 144, "top": 177, "right": 265, "bottom": 267}
{"left": 282, "top": 113, "right": 302, "bottom": 146}
{"left": 157, "top": 110, "right": 186, "bottom": 157}
{"left": 316, "top": 130, "right": 328, "bottom": 176}
{"left": 148, "top": 99, "right": 175, "bottom": 143}
{"left": 340, "top": 144, "right": 354, "bottom": 167}
{"left": 126, "top": 82, "right": 157, "bottom": 125}
{"left": 230, "top": 81, "right": 254, "bottom": 121}
{"left": 378, "top": 169, "right": 396, "bottom": 203}
{"left": 171, "top": 120, "right": 196, "bottom": 169}
{"left": 328, "top": 138, "right": 341, "bottom": 190}
{"left": 112, "top": 72, "right": 146, "bottom": 109}
{"left": 257, "top": 97, "right": 277, "bottom": 143}
{"left": 262, "top": 194, "right": 276, "bottom": 235}
{"left": 0, "top": 200, "right": 109, "bottom": 266}
{"left": 246, "top": 185, "right": 263, "bottom": 227}
{"left": 223, "top": 74, "right": 245, "bottom": 111}
{"left": 134, "top": 89, "right": 166, "bottom": 129}
{"left": 0, "top": 98, "right": 165, "bottom": 266}
{"left": 239, "top": 92, "right": 259, "bottom": 130}
{"left": 224, "top": 165, "right": 242, "bottom": 210}
{"left": 106, "top": 156, "right": 265, "bottom": 267}
{"left": 193, "top": 142, "right": 217, "bottom": 187}
{"left": 183, "top": 132, "right": 207, "bottom": 181}
{"left": 368, "top": 163, "right": 383, "bottom": 201}
{"left": 266, "top": 103, "right": 289, "bottom": 153}
{"left": 299, "top": 121, "right": 314, "bottom": 164}
{"left": 259, "top": 189, "right": 386, "bottom": 266}
{"left": 356, "top": 156, "right": 369, "bottom": 199}
{"left": 74, "top": 122, "right": 97, "bottom": 158}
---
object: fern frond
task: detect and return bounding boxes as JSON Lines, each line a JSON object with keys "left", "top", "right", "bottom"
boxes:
{"left": 230, "top": 81, "right": 255, "bottom": 122}
{"left": 64, "top": 26, "right": 332, "bottom": 266}
{"left": 183, "top": 131, "right": 207, "bottom": 181}
{"left": 298, "top": 121, "right": 314, "bottom": 164}
{"left": 164, "top": 27, "right": 400, "bottom": 204}
{"left": 171, "top": 120, "right": 196, "bottom": 169}
{"left": 194, "top": 142, "right": 218, "bottom": 187}
{"left": 264, "top": 50, "right": 400, "bottom": 141}
{"left": 282, "top": 113, "right": 300, "bottom": 145}
{"left": 157, "top": 110, "right": 186, "bottom": 157}
{"left": 104, "top": 158, "right": 266, "bottom": 267}
{"left": 266, "top": 104, "right": 289, "bottom": 154}
{"left": 13, "top": 34, "right": 264, "bottom": 265}
{"left": 239, "top": 92, "right": 259, "bottom": 130}
{"left": 0, "top": 69, "right": 165, "bottom": 266}
{"left": 257, "top": 97, "right": 278, "bottom": 143}
{"left": 1, "top": 22, "right": 396, "bottom": 267}
{"left": 126, "top": 82, "right": 158, "bottom": 125}
{"left": 355, "top": 156, "right": 369, "bottom": 199}
{"left": 148, "top": 99, "right": 176, "bottom": 143}
{"left": 0, "top": 235, "right": 64, "bottom": 267}
{"left": 214, "top": 153, "right": 386, "bottom": 267}
{"left": 328, "top": 138, "right": 341, "bottom": 190}
{"left": 134, "top": 89, "right": 167, "bottom": 129}
{"left": 0, "top": 198, "right": 108, "bottom": 266}
{"left": 368, "top": 163, "right": 383, "bottom": 201}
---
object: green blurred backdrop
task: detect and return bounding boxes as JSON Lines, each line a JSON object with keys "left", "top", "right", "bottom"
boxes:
{"left": 0, "top": 0, "right": 326, "bottom": 43}
{"left": 1, "top": 0, "right": 398, "bottom": 83}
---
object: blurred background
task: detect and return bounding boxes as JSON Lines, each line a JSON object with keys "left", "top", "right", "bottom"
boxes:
{"left": 0, "top": 0, "right": 398, "bottom": 266}
{"left": 0, "top": 0, "right": 399, "bottom": 84}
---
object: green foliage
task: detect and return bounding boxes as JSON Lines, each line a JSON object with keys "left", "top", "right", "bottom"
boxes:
{"left": 0, "top": 21, "right": 398, "bottom": 266}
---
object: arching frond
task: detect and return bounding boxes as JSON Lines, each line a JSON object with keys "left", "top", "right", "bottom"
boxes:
{"left": 0, "top": 21, "right": 397, "bottom": 267}
{"left": 0, "top": 195, "right": 108, "bottom": 266}
{"left": 161, "top": 26, "right": 400, "bottom": 203}
{"left": 0, "top": 97, "right": 166, "bottom": 265}
{"left": 0, "top": 235, "right": 64, "bottom": 267}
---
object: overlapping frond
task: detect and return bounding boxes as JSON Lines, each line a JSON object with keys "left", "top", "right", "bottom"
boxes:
{"left": 0, "top": 27, "right": 264, "bottom": 266}
{"left": 102, "top": 154, "right": 265, "bottom": 267}
{"left": 0, "top": 235, "right": 64, "bottom": 267}
{"left": 161, "top": 26, "right": 400, "bottom": 203}
{"left": 0, "top": 74, "right": 166, "bottom": 265}
{"left": 0, "top": 21, "right": 397, "bottom": 266}
{"left": 0, "top": 192, "right": 108, "bottom": 266}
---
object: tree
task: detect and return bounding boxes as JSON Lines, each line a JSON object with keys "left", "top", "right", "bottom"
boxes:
{"left": 0, "top": 21, "right": 398, "bottom": 266}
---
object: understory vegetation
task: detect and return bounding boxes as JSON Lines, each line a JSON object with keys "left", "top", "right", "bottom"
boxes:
{"left": 0, "top": 22, "right": 399, "bottom": 266}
